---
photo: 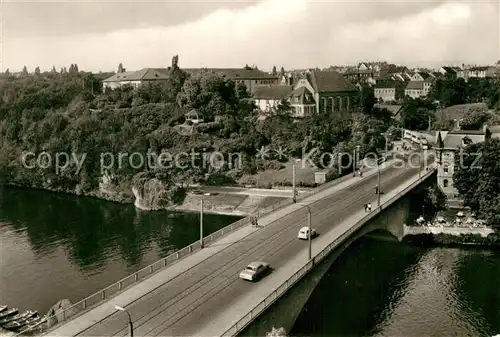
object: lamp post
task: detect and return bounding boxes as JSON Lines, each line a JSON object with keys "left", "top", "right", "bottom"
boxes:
{"left": 114, "top": 306, "right": 133, "bottom": 337}
{"left": 292, "top": 159, "right": 300, "bottom": 203}
{"left": 377, "top": 156, "right": 381, "bottom": 208}
{"left": 353, "top": 145, "right": 360, "bottom": 177}
{"left": 298, "top": 203, "right": 312, "bottom": 261}
{"left": 200, "top": 195, "right": 208, "bottom": 248}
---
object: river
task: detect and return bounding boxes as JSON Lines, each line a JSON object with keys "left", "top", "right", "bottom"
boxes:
{"left": 1, "top": 186, "right": 499, "bottom": 336}
{"left": 0, "top": 186, "right": 238, "bottom": 314}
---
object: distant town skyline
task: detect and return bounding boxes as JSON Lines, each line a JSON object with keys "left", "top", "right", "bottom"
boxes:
{"left": 2, "top": 0, "right": 499, "bottom": 72}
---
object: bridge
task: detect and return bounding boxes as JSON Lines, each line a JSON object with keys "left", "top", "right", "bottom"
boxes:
{"left": 38, "top": 152, "right": 437, "bottom": 337}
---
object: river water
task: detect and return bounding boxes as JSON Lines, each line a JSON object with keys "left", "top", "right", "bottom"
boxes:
{"left": 0, "top": 186, "right": 499, "bottom": 336}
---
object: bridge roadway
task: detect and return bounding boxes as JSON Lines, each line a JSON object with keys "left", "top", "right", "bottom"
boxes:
{"left": 49, "top": 156, "right": 434, "bottom": 337}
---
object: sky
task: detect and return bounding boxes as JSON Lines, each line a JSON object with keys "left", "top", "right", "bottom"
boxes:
{"left": 1, "top": 0, "right": 499, "bottom": 72}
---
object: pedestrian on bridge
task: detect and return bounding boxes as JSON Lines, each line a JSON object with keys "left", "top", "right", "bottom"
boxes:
{"left": 367, "top": 203, "right": 372, "bottom": 212}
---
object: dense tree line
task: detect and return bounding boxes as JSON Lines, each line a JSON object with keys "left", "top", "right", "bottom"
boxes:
{"left": 0, "top": 68, "right": 393, "bottom": 203}
{"left": 429, "top": 77, "right": 500, "bottom": 109}
{"left": 453, "top": 138, "right": 500, "bottom": 229}
{"left": 399, "top": 77, "right": 500, "bottom": 131}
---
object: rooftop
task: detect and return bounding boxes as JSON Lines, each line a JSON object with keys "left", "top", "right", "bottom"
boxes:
{"left": 253, "top": 85, "right": 293, "bottom": 100}
{"left": 104, "top": 67, "right": 278, "bottom": 82}
{"left": 405, "top": 81, "right": 424, "bottom": 90}
{"left": 308, "top": 70, "right": 357, "bottom": 93}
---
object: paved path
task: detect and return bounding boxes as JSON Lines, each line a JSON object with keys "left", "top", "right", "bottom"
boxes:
{"left": 47, "top": 157, "right": 433, "bottom": 337}
{"left": 197, "top": 186, "right": 310, "bottom": 198}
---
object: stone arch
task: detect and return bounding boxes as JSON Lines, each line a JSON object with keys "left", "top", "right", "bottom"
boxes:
{"left": 443, "top": 179, "right": 449, "bottom": 187}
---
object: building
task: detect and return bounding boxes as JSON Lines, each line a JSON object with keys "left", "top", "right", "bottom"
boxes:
{"left": 435, "top": 130, "right": 487, "bottom": 206}
{"left": 468, "top": 66, "right": 488, "bottom": 78}
{"left": 186, "top": 68, "right": 278, "bottom": 95}
{"left": 374, "top": 80, "right": 405, "bottom": 102}
{"left": 103, "top": 68, "right": 170, "bottom": 90}
{"left": 294, "top": 70, "right": 358, "bottom": 115}
{"left": 404, "top": 72, "right": 435, "bottom": 98}
{"left": 103, "top": 63, "right": 279, "bottom": 94}
{"left": 288, "top": 86, "right": 316, "bottom": 117}
{"left": 253, "top": 85, "right": 293, "bottom": 113}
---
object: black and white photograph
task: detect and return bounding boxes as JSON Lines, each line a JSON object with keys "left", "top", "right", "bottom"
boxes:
{"left": 0, "top": 0, "right": 499, "bottom": 336}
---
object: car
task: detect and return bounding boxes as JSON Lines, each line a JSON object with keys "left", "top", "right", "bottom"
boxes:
{"left": 239, "top": 262, "right": 270, "bottom": 281}
{"left": 297, "top": 226, "right": 317, "bottom": 240}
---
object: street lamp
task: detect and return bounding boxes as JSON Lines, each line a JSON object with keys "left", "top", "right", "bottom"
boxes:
{"left": 353, "top": 145, "right": 360, "bottom": 177}
{"left": 298, "top": 203, "right": 312, "bottom": 261}
{"left": 292, "top": 159, "right": 301, "bottom": 203}
{"left": 377, "top": 156, "right": 381, "bottom": 208}
{"left": 114, "top": 306, "right": 133, "bottom": 337}
{"left": 200, "top": 194, "right": 209, "bottom": 248}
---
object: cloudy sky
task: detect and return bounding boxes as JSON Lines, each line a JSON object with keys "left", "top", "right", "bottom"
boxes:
{"left": 1, "top": 0, "right": 499, "bottom": 72}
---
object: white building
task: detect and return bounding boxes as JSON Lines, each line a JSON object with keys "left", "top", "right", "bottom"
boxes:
{"left": 253, "top": 85, "right": 293, "bottom": 113}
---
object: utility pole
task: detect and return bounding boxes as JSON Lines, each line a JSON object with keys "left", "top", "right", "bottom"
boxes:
{"left": 307, "top": 208, "right": 312, "bottom": 261}
{"left": 377, "top": 160, "right": 381, "bottom": 207}
{"left": 292, "top": 163, "right": 296, "bottom": 203}
{"left": 200, "top": 198, "right": 204, "bottom": 248}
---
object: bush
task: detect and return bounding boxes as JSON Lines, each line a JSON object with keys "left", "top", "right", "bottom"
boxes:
{"left": 204, "top": 173, "right": 236, "bottom": 186}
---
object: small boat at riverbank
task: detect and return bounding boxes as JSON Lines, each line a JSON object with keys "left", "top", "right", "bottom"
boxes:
{"left": 0, "top": 309, "right": 18, "bottom": 321}
{"left": 2, "top": 311, "right": 39, "bottom": 331}
{"left": 0, "top": 310, "right": 36, "bottom": 326}
{"left": 17, "top": 316, "right": 47, "bottom": 334}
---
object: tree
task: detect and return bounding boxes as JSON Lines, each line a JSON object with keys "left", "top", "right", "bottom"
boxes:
{"left": 453, "top": 139, "right": 500, "bottom": 228}
{"left": 22, "top": 66, "right": 28, "bottom": 76}
{"left": 34, "top": 66, "right": 41, "bottom": 75}
{"left": 400, "top": 98, "right": 436, "bottom": 130}
{"left": 358, "top": 86, "right": 376, "bottom": 114}
{"left": 4, "top": 68, "right": 9, "bottom": 76}
{"left": 51, "top": 66, "right": 57, "bottom": 73}
{"left": 118, "top": 63, "right": 124, "bottom": 73}
{"left": 460, "top": 108, "right": 491, "bottom": 130}
{"left": 272, "top": 66, "right": 277, "bottom": 76}
{"left": 280, "top": 66, "right": 285, "bottom": 77}
{"left": 74, "top": 64, "right": 79, "bottom": 73}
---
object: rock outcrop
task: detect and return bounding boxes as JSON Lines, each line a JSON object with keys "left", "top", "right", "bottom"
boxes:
{"left": 133, "top": 177, "right": 182, "bottom": 210}
{"left": 45, "top": 299, "right": 78, "bottom": 329}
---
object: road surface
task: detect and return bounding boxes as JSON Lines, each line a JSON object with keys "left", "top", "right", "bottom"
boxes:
{"left": 64, "top": 156, "right": 434, "bottom": 337}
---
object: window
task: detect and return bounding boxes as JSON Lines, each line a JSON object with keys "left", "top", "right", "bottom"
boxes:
{"left": 329, "top": 97, "right": 334, "bottom": 112}
{"left": 337, "top": 97, "right": 342, "bottom": 111}
{"left": 443, "top": 179, "right": 449, "bottom": 187}
{"left": 443, "top": 165, "right": 449, "bottom": 174}
{"left": 322, "top": 98, "right": 327, "bottom": 113}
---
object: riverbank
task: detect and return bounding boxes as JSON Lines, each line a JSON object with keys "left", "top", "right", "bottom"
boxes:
{"left": 403, "top": 226, "right": 500, "bottom": 248}
{"left": 169, "top": 193, "right": 288, "bottom": 216}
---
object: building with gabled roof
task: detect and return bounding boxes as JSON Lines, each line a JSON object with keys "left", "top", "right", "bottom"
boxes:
{"left": 435, "top": 128, "right": 492, "bottom": 207}
{"left": 288, "top": 86, "right": 316, "bottom": 117}
{"left": 374, "top": 80, "right": 405, "bottom": 102}
{"left": 253, "top": 85, "right": 293, "bottom": 113}
{"left": 294, "top": 70, "right": 358, "bottom": 115}
{"left": 103, "top": 64, "right": 279, "bottom": 94}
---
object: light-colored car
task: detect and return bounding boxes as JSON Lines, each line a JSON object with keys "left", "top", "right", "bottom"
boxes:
{"left": 297, "top": 226, "right": 317, "bottom": 240}
{"left": 239, "top": 262, "right": 270, "bottom": 281}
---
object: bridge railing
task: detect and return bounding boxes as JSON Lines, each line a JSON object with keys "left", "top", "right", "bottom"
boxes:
{"left": 29, "top": 197, "right": 295, "bottom": 334}
{"left": 36, "top": 161, "right": 405, "bottom": 332}
{"left": 32, "top": 159, "right": 430, "bottom": 335}
{"left": 221, "top": 166, "right": 437, "bottom": 336}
